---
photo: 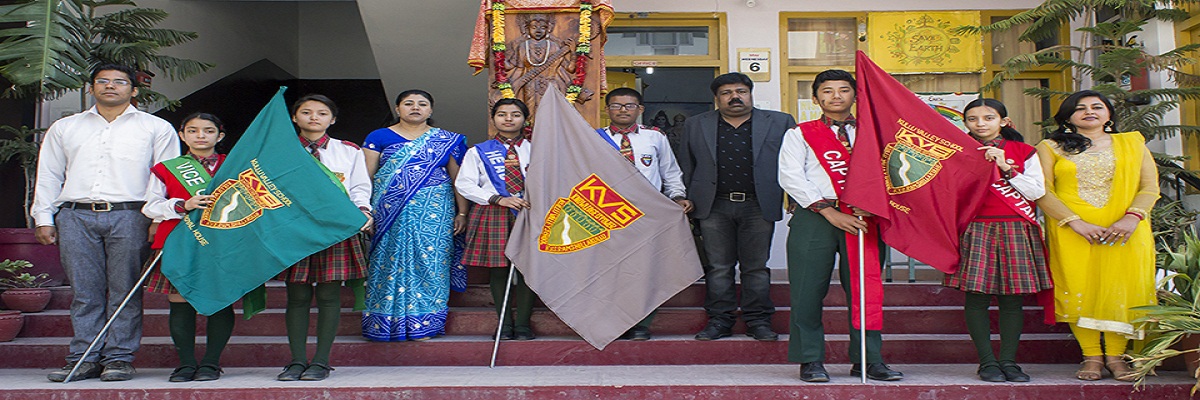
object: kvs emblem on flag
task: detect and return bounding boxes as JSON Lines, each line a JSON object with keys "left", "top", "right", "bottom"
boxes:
{"left": 883, "top": 118, "right": 965, "bottom": 195}
{"left": 200, "top": 164, "right": 287, "bottom": 229}
{"left": 538, "top": 173, "right": 643, "bottom": 254}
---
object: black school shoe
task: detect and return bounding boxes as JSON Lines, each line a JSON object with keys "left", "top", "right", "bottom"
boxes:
{"left": 999, "top": 361, "right": 1030, "bottom": 382}
{"left": 850, "top": 363, "right": 904, "bottom": 381}
{"left": 693, "top": 322, "right": 732, "bottom": 341}
{"left": 277, "top": 362, "right": 307, "bottom": 381}
{"left": 799, "top": 362, "right": 830, "bottom": 382}
{"left": 745, "top": 325, "right": 779, "bottom": 341}
{"left": 977, "top": 363, "right": 1005, "bottom": 382}
{"left": 193, "top": 364, "right": 223, "bottom": 381}
{"left": 168, "top": 365, "right": 197, "bottom": 382}
{"left": 299, "top": 363, "right": 333, "bottom": 381}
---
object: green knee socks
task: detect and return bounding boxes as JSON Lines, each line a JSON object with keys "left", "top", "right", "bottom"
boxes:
{"left": 489, "top": 267, "right": 534, "bottom": 328}
{"left": 168, "top": 302, "right": 198, "bottom": 366}
{"left": 200, "top": 305, "right": 235, "bottom": 366}
{"left": 170, "top": 302, "right": 236, "bottom": 367}
{"left": 964, "top": 292, "right": 1026, "bottom": 365}
{"left": 284, "top": 282, "right": 342, "bottom": 365}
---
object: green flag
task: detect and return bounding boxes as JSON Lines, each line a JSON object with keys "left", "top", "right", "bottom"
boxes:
{"left": 160, "top": 87, "right": 367, "bottom": 315}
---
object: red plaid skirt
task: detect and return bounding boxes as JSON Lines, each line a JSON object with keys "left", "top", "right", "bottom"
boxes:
{"left": 944, "top": 219, "right": 1053, "bottom": 295}
{"left": 461, "top": 203, "right": 514, "bottom": 268}
{"left": 276, "top": 232, "right": 369, "bottom": 283}
{"left": 143, "top": 250, "right": 177, "bottom": 295}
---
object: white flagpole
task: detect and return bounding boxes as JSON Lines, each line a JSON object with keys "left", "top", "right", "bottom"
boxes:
{"left": 489, "top": 264, "right": 518, "bottom": 368}
{"left": 858, "top": 216, "right": 868, "bottom": 384}
{"left": 64, "top": 250, "right": 162, "bottom": 383}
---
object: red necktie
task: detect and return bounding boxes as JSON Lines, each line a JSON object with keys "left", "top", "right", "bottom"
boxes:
{"left": 610, "top": 125, "right": 636, "bottom": 164}
{"left": 503, "top": 138, "right": 525, "bottom": 196}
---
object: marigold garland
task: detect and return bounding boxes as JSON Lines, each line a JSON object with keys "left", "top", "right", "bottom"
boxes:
{"left": 490, "top": 0, "right": 592, "bottom": 103}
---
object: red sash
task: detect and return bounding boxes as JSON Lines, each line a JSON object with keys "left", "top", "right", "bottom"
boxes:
{"left": 986, "top": 142, "right": 1038, "bottom": 225}
{"left": 799, "top": 120, "right": 883, "bottom": 330}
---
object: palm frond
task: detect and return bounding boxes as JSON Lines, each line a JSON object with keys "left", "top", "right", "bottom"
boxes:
{"left": 0, "top": 0, "right": 91, "bottom": 99}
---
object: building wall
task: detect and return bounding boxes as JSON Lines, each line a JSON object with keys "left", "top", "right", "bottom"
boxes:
{"left": 298, "top": 1, "right": 380, "bottom": 79}
{"left": 612, "top": 0, "right": 1047, "bottom": 112}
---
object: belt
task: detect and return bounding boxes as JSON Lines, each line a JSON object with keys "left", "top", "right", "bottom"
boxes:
{"left": 717, "top": 192, "right": 755, "bottom": 202}
{"left": 60, "top": 201, "right": 145, "bottom": 212}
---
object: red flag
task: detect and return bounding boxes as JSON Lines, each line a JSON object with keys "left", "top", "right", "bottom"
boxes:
{"left": 842, "top": 51, "right": 993, "bottom": 274}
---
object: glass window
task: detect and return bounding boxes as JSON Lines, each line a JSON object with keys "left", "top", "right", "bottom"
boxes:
{"left": 785, "top": 18, "right": 857, "bottom": 66}
{"left": 605, "top": 26, "right": 709, "bottom": 56}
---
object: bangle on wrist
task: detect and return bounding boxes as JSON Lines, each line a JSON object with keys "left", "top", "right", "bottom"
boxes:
{"left": 1057, "top": 215, "right": 1081, "bottom": 227}
{"left": 1126, "top": 208, "right": 1147, "bottom": 220}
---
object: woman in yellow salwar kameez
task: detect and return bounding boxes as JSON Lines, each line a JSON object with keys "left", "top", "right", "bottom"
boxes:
{"left": 1035, "top": 90, "right": 1158, "bottom": 382}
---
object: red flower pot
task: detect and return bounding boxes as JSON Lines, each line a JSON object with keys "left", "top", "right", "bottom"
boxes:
{"left": 1, "top": 288, "right": 52, "bottom": 313}
{"left": 0, "top": 228, "right": 65, "bottom": 286}
{"left": 0, "top": 310, "right": 22, "bottom": 342}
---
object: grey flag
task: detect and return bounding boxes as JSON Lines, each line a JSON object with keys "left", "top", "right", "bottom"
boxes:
{"left": 505, "top": 87, "right": 703, "bottom": 350}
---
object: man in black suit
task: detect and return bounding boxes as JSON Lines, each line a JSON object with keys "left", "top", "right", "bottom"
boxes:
{"left": 678, "top": 73, "right": 796, "bottom": 341}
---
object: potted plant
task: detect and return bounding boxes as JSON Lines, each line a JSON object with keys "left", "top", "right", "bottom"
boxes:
{"left": 0, "top": 310, "right": 21, "bottom": 342}
{"left": 1129, "top": 233, "right": 1200, "bottom": 394}
{"left": 0, "top": 259, "right": 52, "bottom": 313}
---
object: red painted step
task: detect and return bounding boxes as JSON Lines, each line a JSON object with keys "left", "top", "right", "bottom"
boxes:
{"left": 17, "top": 306, "right": 1069, "bottom": 338}
{"left": 0, "top": 333, "right": 1079, "bottom": 368}
{"left": 41, "top": 282, "right": 1029, "bottom": 310}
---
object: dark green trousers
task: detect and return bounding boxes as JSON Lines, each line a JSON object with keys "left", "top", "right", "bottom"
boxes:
{"left": 786, "top": 209, "right": 885, "bottom": 364}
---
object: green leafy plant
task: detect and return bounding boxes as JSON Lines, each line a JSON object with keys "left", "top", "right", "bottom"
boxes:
{"left": 0, "top": 259, "right": 49, "bottom": 289}
{"left": 0, "top": 125, "right": 43, "bottom": 228}
{"left": 0, "top": 0, "right": 214, "bottom": 107}
{"left": 1152, "top": 199, "right": 1200, "bottom": 254}
{"left": 1129, "top": 232, "right": 1200, "bottom": 393}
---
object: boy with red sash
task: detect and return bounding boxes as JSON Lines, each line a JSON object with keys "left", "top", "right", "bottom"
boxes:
{"left": 942, "top": 99, "right": 1052, "bottom": 383}
{"left": 778, "top": 70, "right": 902, "bottom": 382}
{"left": 141, "top": 113, "right": 234, "bottom": 382}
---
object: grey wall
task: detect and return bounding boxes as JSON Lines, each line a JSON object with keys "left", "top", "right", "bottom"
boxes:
{"left": 138, "top": 0, "right": 302, "bottom": 101}
{"left": 299, "top": 2, "right": 380, "bottom": 79}
{"left": 357, "top": 0, "right": 488, "bottom": 142}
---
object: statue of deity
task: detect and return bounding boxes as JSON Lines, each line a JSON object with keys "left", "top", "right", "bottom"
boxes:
{"left": 504, "top": 13, "right": 592, "bottom": 113}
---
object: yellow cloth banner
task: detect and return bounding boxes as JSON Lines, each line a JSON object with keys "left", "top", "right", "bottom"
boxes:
{"left": 868, "top": 11, "right": 983, "bottom": 73}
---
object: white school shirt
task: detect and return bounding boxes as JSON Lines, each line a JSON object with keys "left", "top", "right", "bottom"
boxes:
{"left": 456, "top": 139, "right": 532, "bottom": 206}
{"left": 310, "top": 137, "right": 372, "bottom": 210}
{"left": 777, "top": 121, "right": 855, "bottom": 208}
{"left": 32, "top": 105, "right": 179, "bottom": 226}
{"left": 601, "top": 125, "right": 687, "bottom": 199}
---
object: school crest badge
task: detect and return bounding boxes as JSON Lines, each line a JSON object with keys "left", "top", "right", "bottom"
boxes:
{"left": 882, "top": 118, "right": 963, "bottom": 194}
{"left": 201, "top": 166, "right": 286, "bottom": 229}
{"left": 538, "top": 174, "right": 644, "bottom": 254}
{"left": 640, "top": 154, "right": 653, "bottom": 167}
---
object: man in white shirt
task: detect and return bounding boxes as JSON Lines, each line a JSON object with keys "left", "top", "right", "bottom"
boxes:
{"left": 32, "top": 64, "right": 179, "bottom": 382}
{"left": 777, "top": 69, "right": 902, "bottom": 383}
{"left": 598, "top": 87, "right": 692, "bottom": 340}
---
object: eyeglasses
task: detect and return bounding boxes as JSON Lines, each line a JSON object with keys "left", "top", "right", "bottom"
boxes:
{"left": 94, "top": 78, "right": 131, "bottom": 87}
{"left": 607, "top": 103, "right": 641, "bottom": 111}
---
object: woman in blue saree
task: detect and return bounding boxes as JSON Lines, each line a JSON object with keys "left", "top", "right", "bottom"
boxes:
{"left": 361, "top": 89, "right": 468, "bottom": 341}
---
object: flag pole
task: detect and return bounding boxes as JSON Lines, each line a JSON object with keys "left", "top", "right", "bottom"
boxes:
{"left": 489, "top": 264, "right": 518, "bottom": 368}
{"left": 858, "top": 216, "right": 868, "bottom": 384}
{"left": 64, "top": 250, "right": 162, "bottom": 383}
